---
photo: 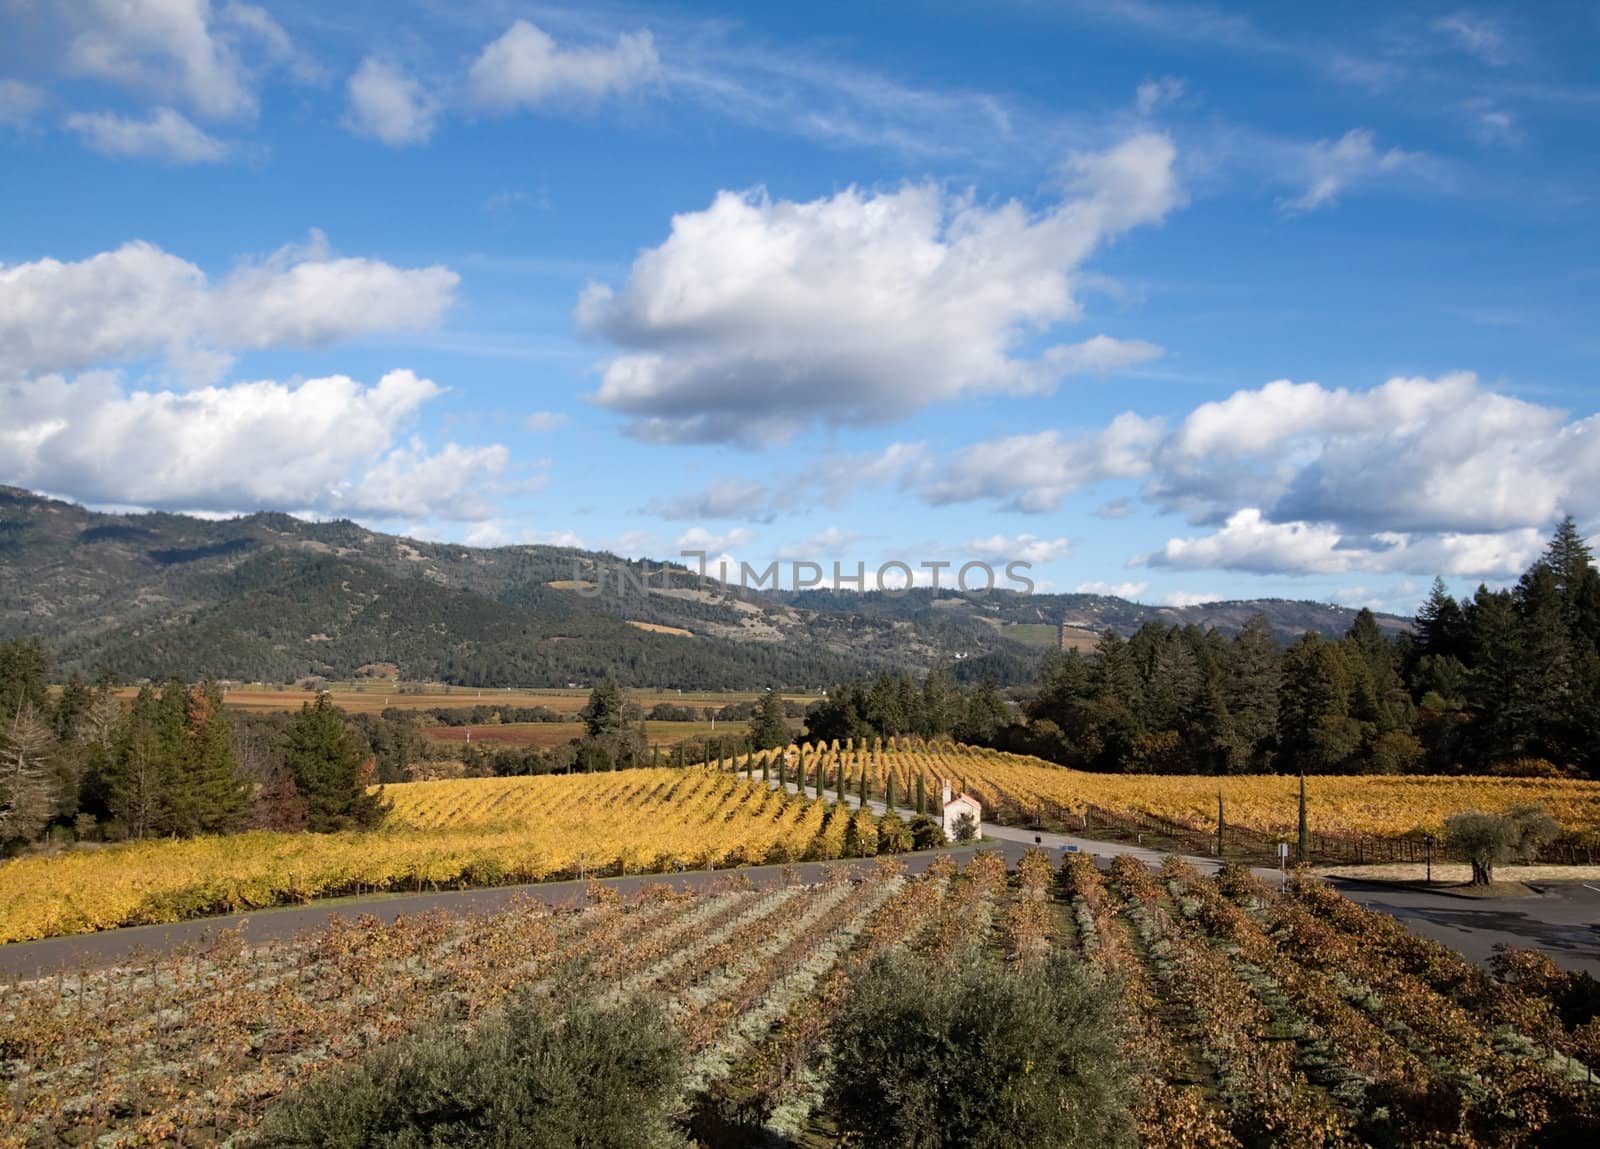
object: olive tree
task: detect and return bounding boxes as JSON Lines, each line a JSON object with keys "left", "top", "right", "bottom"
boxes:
{"left": 1444, "top": 804, "right": 1559, "bottom": 885}
{"left": 825, "top": 949, "right": 1134, "bottom": 1148}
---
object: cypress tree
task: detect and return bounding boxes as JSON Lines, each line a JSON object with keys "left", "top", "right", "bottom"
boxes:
{"left": 777, "top": 755, "right": 787, "bottom": 789}
{"left": 885, "top": 774, "right": 896, "bottom": 812}
{"left": 1297, "top": 774, "right": 1309, "bottom": 863}
{"left": 916, "top": 773, "right": 927, "bottom": 815}
{"left": 1216, "top": 792, "right": 1226, "bottom": 858}
{"left": 858, "top": 763, "right": 868, "bottom": 807}
{"left": 761, "top": 755, "right": 769, "bottom": 783}
{"left": 836, "top": 759, "right": 846, "bottom": 804}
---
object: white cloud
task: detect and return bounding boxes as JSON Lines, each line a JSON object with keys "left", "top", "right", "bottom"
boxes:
{"left": 0, "top": 232, "right": 459, "bottom": 378}
{"left": 0, "top": 79, "right": 47, "bottom": 128}
{"left": 1076, "top": 580, "right": 1148, "bottom": 599}
{"left": 0, "top": 368, "right": 507, "bottom": 520}
{"left": 1434, "top": 11, "right": 1509, "bottom": 66}
{"left": 466, "top": 521, "right": 586, "bottom": 549}
{"left": 65, "top": 106, "right": 230, "bottom": 163}
{"left": 525, "top": 410, "right": 568, "bottom": 432}
{"left": 775, "top": 527, "right": 863, "bottom": 559}
{"left": 646, "top": 478, "right": 779, "bottom": 522}
{"left": 965, "top": 534, "right": 1073, "bottom": 563}
{"left": 920, "top": 414, "right": 1164, "bottom": 512}
{"left": 579, "top": 133, "right": 1180, "bottom": 443}
{"left": 468, "top": 20, "right": 659, "bottom": 111}
{"left": 1134, "top": 76, "right": 1185, "bottom": 116}
{"left": 675, "top": 526, "right": 756, "bottom": 553}
{"left": 1093, "top": 497, "right": 1135, "bottom": 519}
{"left": 1282, "top": 129, "right": 1417, "bottom": 213}
{"left": 1151, "top": 373, "right": 1594, "bottom": 535}
{"left": 1165, "top": 591, "right": 1223, "bottom": 608}
{"left": 344, "top": 57, "right": 440, "bottom": 146}
{"left": 64, "top": 0, "right": 298, "bottom": 121}
{"left": 1143, "top": 508, "right": 1543, "bottom": 578}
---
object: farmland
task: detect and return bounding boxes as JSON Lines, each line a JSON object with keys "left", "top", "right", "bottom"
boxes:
{"left": 418, "top": 719, "right": 728, "bottom": 751}
{"left": 5, "top": 742, "right": 1600, "bottom": 947}
{"left": 0, "top": 770, "right": 883, "bottom": 945}
{"left": 172, "top": 682, "right": 815, "bottom": 716}
{"left": 2, "top": 851, "right": 1597, "bottom": 1146}
{"left": 757, "top": 740, "right": 1600, "bottom": 841}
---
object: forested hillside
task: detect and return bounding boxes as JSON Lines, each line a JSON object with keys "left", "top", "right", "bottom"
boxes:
{"left": 0, "top": 486, "right": 1406, "bottom": 688}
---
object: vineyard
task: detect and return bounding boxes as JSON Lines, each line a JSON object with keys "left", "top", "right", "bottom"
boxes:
{"left": 4, "top": 742, "right": 1600, "bottom": 946}
{"left": 2, "top": 853, "right": 1597, "bottom": 1146}
{"left": 745, "top": 740, "right": 1600, "bottom": 842}
{"left": 0, "top": 770, "right": 881, "bottom": 945}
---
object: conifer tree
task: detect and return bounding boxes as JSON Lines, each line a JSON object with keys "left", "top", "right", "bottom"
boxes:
{"left": 284, "top": 695, "right": 388, "bottom": 832}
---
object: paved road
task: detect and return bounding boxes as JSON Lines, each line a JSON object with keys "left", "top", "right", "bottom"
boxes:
{"left": 3, "top": 778, "right": 1596, "bottom": 978}
{"left": 0, "top": 846, "right": 985, "bottom": 979}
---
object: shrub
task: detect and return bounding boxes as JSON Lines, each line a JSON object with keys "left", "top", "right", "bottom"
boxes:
{"left": 908, "top": 814, "right": 945, "bottom": 850}
{"left": 825, "top": 949, "right": 1134, "bottom": 1149}
{"left": 254, "top": 992, "right": 688, "bottom": 1148}
{"left": 951, "top": 811, "right": 978, "bottom": 843}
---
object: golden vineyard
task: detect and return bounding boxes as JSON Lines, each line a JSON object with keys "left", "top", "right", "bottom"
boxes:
{"left": 2, "top": 744, "right": 1598, "bottom": 944}
{"left": 746, "top": 738, "right": 1600, "bottom": 841}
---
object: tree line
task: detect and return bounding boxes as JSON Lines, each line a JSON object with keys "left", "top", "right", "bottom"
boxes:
{"left": 806, "top": 519, "right": 1600, "bottom": 780}
{"left": 0, "top": 642, "right": 387, "bottom": 852}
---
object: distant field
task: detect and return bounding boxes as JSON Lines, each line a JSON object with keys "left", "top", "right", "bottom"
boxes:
{"left": 420, "top": 719, "right": 737, "bottom": 750}
{"left": 165, "top": 682, "right": 812, "bottom": 716}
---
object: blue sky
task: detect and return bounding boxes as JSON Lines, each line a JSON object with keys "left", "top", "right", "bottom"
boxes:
{"left": 2, "top": 1, "right": 1598, "bottom": 615}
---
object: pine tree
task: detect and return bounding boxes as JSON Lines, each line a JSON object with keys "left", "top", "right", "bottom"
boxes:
{"left": 0, "top": 705, "right": 55, "bottom": 844}
{"left": 579, "top": 678, "right": 630, "bottom": 740}
{"left": 749, "top": 691, "right": 791, "bottom": 751}
{"left": 1226, "top": 615, "right": 1281, "bottom": 770}
{"left": 184, "top": 681, "right": 248, "bottom": 834}
{"left": 284, "top": 695, "right": 388, "bottom": 832}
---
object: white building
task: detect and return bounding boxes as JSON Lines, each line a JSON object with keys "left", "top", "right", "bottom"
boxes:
{"left": 940, "top": 779, "right": 982, "bottom": 842}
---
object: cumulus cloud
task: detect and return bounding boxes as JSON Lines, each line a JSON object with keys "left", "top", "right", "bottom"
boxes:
{"left": 966, "top": 534, "right": 1073, "bottom": 563}
{"left": 1165, "top": 591, "right": 1223, "bottom": 608}
{"left": 578, "top": 133, "right": 1180, "bottom": 443}
{"left": 468, "top": 20, "right": 659, "bottom": 110}
{"left": 0, "top": 369, "right": 507, "bottom": 520}
{"left": 1151, "top": 373, "right": 1594, "bottom": 535}
{"left": 344, "top": 57, "right": 440, "bottom": 146}
{"left": 0, "top": 232, "right": 459, "bottom": 378}
{"left": 1143, "top": 509, "right": 1544, "bottom": 578}
{"left": 1282, "top": 129, "right": 1417, "bottom": 213}
{"left": 920, "top": 414, "right": 1164, "bottom": 512}
{"left": 0, "top": 79, "right": 47, "bottom": 128}
{"left": 65, "top": 106, "right": 230, "bottom": 163}
{"left": 1076, "top": 580, "right": 1148, "bottom": 599}
{"left": 64, "top": 0, "right": 300, "bottom": 121}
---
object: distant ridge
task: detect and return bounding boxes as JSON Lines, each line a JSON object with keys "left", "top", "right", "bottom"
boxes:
{"left": 0, "top": 487, "right": 1410, "bottom": 688}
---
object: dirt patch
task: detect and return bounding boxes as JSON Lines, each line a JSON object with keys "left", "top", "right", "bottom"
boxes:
{"left": 625, "top": 620, "right": 694, "bottom": 637}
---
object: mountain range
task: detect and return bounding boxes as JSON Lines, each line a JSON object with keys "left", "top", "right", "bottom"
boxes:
{"left": 0, "top": 487, "right": 1410, "bottom": 688}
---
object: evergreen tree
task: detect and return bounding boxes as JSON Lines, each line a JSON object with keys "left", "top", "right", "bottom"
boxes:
{"left": 749, "top": 690, "right": 792, "bottom": 751}
{"left": 1226, "top": 616, "right": 1280, "bottom": 771}
{"left": 284, "top": 695, "right": 388, "bottom": 831}
{"left": 0, "top": 705, "right": 55, "bottom": 845}
{"left": 580, "top": 678, "right": 630, "bottom": 740}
